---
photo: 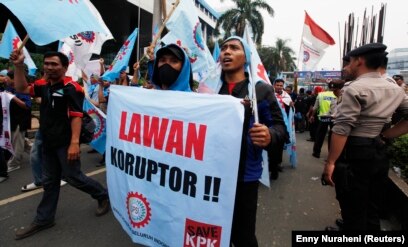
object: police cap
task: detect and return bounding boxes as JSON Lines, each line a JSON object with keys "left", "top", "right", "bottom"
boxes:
{"left": 346, "top": 43, "right": 387, "bottom": 58}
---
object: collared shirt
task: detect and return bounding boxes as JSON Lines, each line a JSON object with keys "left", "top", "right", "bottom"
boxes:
{"left": 333, "top": 72, "right": 408, "bottom": 137}
{"left": 30, "top": 77, "right": 84, "bottom": 148}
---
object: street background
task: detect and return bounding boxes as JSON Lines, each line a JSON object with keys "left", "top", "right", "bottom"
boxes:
{"left": 0, "top": 129, "right": 396, "bottom": 247}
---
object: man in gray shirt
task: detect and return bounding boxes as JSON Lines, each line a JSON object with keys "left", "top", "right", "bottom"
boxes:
{"left": 322, "top": 43, "right": 408, "bottom": 231}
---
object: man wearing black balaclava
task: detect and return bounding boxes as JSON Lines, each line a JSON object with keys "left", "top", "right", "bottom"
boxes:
{"left": 151, "top": 44, "right": 193, "bottom": 92}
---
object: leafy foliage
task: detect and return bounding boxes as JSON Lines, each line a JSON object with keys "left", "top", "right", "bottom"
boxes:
{"left": 258, "top": 38, "right": 297, "bottom": 78}
{"left": 216, "top": 0, "right": 274, "bottom": 44}
{"left": 388, "top": 134, "right": 408, "bottom": 179}
{"left": 0, "top": 52, "right": 43, "bottom": 79}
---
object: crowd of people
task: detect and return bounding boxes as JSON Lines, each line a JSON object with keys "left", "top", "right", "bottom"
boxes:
{"left": 0, "top": 37, "right": 407, "bottom": 246}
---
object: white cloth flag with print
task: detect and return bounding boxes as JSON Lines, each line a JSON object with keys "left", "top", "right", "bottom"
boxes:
{"left": 300, "top": 12, "right": 335, "bottom": 71}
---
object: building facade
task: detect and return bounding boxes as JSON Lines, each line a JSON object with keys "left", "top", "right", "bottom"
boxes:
{"left": 387, "top": 48, "right": 408, "bottom": 78}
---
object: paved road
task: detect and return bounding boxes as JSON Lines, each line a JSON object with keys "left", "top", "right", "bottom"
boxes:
{"left": 0, "top": 132, "right": 341, "bottom": 247}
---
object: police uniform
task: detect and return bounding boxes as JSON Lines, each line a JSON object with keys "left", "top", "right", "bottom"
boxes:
{"left": 332, "top": 43, "right": 408, "bottom": 230}
{"left": 312, "top": 89, "right": 337, "bottom": 158}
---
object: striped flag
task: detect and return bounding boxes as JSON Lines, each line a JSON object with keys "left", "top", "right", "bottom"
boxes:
{"left": 300, "top": 12, "right": 335, "bottom": 71}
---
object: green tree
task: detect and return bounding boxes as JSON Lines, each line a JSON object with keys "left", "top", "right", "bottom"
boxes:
{"left": 258, "top": 38, "right": 297, "bottom": 77}
{"left": 215, "top": 0, "right": 274, "bottom": 44}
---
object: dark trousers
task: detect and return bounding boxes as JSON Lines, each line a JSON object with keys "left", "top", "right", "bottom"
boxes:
{"left": 333, "top": 137, "right": 389, "bottom": 231}
{"left": 0, "top": 148, "right": 7, "bottom": 177}
{"left": 230, "top": 181, "right": 259, "bottom": 247}
{"left": 313, "top": 120, "right": 332, "bottom": 156}
{"left": 34, "top": 145, "right": 108, "bottom": 225}
{"left": 268, "top": 141, "right": 284, "bottom": 175}
{"left": 308, "top": 118, "right": 318, "bottom": 140}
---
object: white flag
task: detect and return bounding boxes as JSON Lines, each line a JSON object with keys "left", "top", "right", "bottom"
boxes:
{"left": 300, "top": 40, "right": 326, "bottom": 71}
{"left": 243, "top": 26, "right": 271, "bottom": 85}
{"left": 300, "top": 12, "right": 335, "bottom": 71}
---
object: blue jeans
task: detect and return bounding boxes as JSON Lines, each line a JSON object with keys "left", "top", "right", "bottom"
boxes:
{"left": 34, "top": 144, "right": 108, "bottom": 225}
{"left": 30, "top": 131, "right": 43, "bottom": 185}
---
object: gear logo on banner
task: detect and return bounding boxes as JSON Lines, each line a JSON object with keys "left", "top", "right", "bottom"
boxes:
{"left": 193, "top": 22, "right": 205, "bottom": 51}
{"left": 126, "top": 192, "right": 152, "bottom": 228}
{"left": 78, "top": 31, "right": 96, "bottom": 44}
{"left": 86, "top": 108, "right": 104, "bottom": 139}
{"left": 303, "top": 50, "right": 310, "bottom": 63}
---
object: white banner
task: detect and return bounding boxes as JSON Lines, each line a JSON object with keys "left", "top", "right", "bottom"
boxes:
{"left": 0, "top": 92, "right": 15, "bottom": 154}
{"left": 106, "top": 86, "right": 244, "bottom": 247}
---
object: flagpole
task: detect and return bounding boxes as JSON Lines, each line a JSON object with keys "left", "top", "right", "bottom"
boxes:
{"left": 161, "top": 0, "right": 167, "bottom": 21}
{"left": 18, "top": 35, "right": 29, "bottom": 52}
{"left": 338, "top": 22, "right": 342, "bottom": 69}
{"left": 297, "top": 11, "right": 307, "bottom": 70}
{"left": 247, "top": 68, "right": 259, "bottom": 123}
{"left": 137, "top": 0, "right": 180, "bottom": 64}
{"left": 137, "top": 0, "right": 141, "bottom": 61}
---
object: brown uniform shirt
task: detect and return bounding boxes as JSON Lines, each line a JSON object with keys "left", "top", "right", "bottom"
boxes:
{"left": 333, "top": 72, "right": 408, "bottom": 137}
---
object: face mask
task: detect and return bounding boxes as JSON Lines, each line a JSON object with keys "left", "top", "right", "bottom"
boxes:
{"left": 158, "top": 64, "right": 180, "bottom": 88}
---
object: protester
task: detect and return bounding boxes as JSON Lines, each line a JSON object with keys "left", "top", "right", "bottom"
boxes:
{"left": 269, "top": 78, "right": 293, "bottom": 179}
{"left": 218, "top": 36, "right": 287, "bottom": 246}
{"left": 306, "top": 86, "right": 323, "bottom": 141}
{"left": 322, "top": 43, "right": 408, "bottom": 231}
{"left": 285, "top": 85, "right": 297, "bottom": 101}
{"left": 0, "top": 96, "right": 7, "bottom": 183}
{"left": 151, "top": 43, "right": 193, "bottom": 91}
{"left": 6, "top": 71, "right": 32, "bottom": 172}
{"left": 84, "top": 58, "right": 105, "bottom": 107}
{"left": 0, "top": 69, "right": 9, "bottom": 88}
{"left": 117, "top": 67, "right": 130, "bottom": 86}
{"left": 131, "top": 46, "right": 155, "bottom": 88}
{"left": 294, "top": 87, "right": 308, "bottom": 133}
{"left": 10, "top": 50, "right": 110, "bottom": 240}
{"left": 392, "top": 74, "right": 406, "bottom": 90}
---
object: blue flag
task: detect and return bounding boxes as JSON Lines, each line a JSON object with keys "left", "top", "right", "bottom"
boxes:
{"left": 0, "top": 20, "right": 37, "bottom": 76}
{"left": 161, "top": 0, "right": 215, "bottom": 73}
{"left": 0, "top": 0, "right": 111, "bottom": 46}
{"left": 285, "top": 107, "right": 297, "bottom": 168}
{"left": 102, "top": 28, "right": 138, "bottom": 82}
{"left": 212, "top": 42, "right": 220, "bottom": 62}
{"left": 83, "top": 97, "right": 106, "bottom": 154}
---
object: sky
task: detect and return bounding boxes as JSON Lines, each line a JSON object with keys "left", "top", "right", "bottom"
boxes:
{"left": 205, "top": 0, "right": 407, "bottom": 71}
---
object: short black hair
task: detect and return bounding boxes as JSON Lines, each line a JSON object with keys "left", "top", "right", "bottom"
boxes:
{"left": 361, "top": 52, "right": 387, "bottom": 70}
{"left": 43, "top": 51, "right": 69, "bottom": 68}
{"left": 274, "top": 78, "right": 284, "bottom": 84}
{"left": 380, "top": 56, "right": 388, "bottom": 69}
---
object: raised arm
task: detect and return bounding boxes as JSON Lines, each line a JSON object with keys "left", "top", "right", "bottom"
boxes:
{"left": 9, "top": 49, "right": 31, "bottom": 94}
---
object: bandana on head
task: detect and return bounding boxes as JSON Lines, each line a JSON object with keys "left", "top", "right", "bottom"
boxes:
{"left": 221, "top": 36, "right": 251, "bottom": 68}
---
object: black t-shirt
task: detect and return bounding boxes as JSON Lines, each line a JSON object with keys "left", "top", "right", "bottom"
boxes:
{"left": 294, "top": 93, "right": 308, "bottom": 114}
{"left": 32, "top": 78, "right": 84, "bottom": 148}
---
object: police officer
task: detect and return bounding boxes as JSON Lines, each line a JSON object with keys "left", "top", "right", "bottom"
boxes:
{"left": 322, "top": 43, "right": 408, "bottom": 231}
{"left": 310, "top": 83, "right": 337, "bottom": 158}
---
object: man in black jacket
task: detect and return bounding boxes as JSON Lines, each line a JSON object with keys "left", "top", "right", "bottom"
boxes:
{"left": 218, "top": 36, "right": 287, "bottom": 247}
